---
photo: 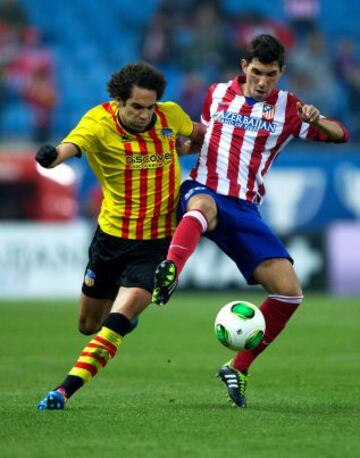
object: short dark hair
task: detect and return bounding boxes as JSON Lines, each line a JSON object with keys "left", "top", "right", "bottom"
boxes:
{"left": 107, "top": 62, "right": 167, "bottom": 102}
{"left": 245, "top": 34, "right": 285, "bottom": 67}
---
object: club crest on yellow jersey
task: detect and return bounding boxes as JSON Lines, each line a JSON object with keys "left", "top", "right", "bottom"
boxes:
{"left": 161, "top": 128, "right": 174, "bottom": 139}
{"left": 84, "top": 269, "right": 95, "bottom": 287}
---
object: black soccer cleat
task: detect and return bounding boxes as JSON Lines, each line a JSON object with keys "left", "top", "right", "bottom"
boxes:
{"left": 217, "top": 362, "right": 248, "bottom": 408}
{"left": 152, "top": 260, "right": 178, "bottom": 306}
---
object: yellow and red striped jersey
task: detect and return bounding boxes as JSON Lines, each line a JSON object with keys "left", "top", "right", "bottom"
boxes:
{"left": 62, "top": 100, "right": 193, "bottom": 239}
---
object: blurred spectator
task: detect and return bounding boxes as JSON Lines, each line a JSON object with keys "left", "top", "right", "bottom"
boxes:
{"left": 220, "top": 66, "right": 239, "bottom": 83}
{"left": 155, "top": 0, "right": 197, "bottom": 69}
{"left": 1, "top": 24, "right": 56, "bottom": 140}
{"left": 0, "top": 21, "right": 21, "bottom": 131}
{"left": 170, "top": 15, "right": 196, "bottom": 70}
{"left": 0, "top": 0, "right": 28, "bottom": 34}
{"left": 0, "top": 0, "right": 359, "bottom": 145}
{"left": 152, "top": 0, "right": 225, "bottom": 73}
{"left": 333, "top": 38, "right": 360, "bottom": 140}
{"left": 158, "top": 0, "right": 198, "bottom": 21}
{"left": 283, "top": 0, "right": 320, "bottom": 41}
{"left": 140, "top": 12, "right": 172, "bottom": 65}
{"left": 23, "top": 65, "right": 57, "bottom": 142}
{"left": 225, "top": 11, "right": 295, "bottom": 66}
{"left": 346, "top": 63, "right": 360, "bottom": 142}
{"left": 178, "top": 71, "right": 207, "bottom": 121}
{"left": 7, "top": 27, "right": 54, "bottom": 89}
{"left": 287, "top": 31, "right": 340, "bottom": 117}
{"left": 191, "top": 3, "right": 225, "bottom": 71}
{"left": 0, "top": 20, "right": 19, "bottom": 67}
{"left": 168, "top": 2, "right": 226, "bottom": 73}
{"left": 334, "top": 38, "right": 358, "bottom": 90}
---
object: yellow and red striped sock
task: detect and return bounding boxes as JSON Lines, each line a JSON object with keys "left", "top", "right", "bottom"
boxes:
{"left": 68, "top": 326, "right": 123, "bottom": 383}
{"left": 55, "top": 312, "right": 133, "bottom": 398}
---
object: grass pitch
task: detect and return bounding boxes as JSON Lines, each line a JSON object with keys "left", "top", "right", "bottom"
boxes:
{"left": 0, "top": 292, "right": 359, "bottom": 458}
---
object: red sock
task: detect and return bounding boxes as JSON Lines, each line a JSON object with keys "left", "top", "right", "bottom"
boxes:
{"left": 167, "top": 209, "right": 208, "bottom": 276}
{"left": 232, "top": 295, "right": 303, "bottom": 373}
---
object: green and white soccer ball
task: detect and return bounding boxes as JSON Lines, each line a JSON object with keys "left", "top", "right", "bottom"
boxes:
{"left": 215, "top": 301, "right": 266, "bottom": 351}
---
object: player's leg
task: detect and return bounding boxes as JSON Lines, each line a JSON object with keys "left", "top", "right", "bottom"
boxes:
{"left": 78, "top": 228, "right": 141, "bottom": 336}
{"left": 75, "top": 227, "right": 116, "bottom": 337}
{"left": 152, "top": 182, "right": 218, "bottom": 305}
{"left": 231, "top": 258, "right": 303, "bottom": 374}
{"left": 210, "top": 199, "right": 302, "bottom": 406}
{"left": 58, "top": 287, "right": 150, "bottom": 396}
{"left": 78, "top": 293, "right": 113, "bottom": 335}
{"left": 255, "top": 257, "right": 303, "bottom": 296}
{"left": 37, "top": 237, "right": 166, "bottom": 410}
{"left": 78, "top": 293, "right": 139, "bottom": 335}
{"left": 37, "top": 294, "right": 119, "bottom": 411}
{"left": 37, "top": 286, "right": 150, "bottom": 411}
{"left": 167, "top": 192, "right": 217, "bottom": 269}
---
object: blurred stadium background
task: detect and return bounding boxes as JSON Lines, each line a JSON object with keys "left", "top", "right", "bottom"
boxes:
{"left": 1, "top": 0, "right": 360, "bottom": 299}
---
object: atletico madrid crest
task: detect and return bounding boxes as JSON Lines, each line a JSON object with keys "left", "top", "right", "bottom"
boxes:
{"left": 262, "top": 103, "right": 276, "bottom": 121}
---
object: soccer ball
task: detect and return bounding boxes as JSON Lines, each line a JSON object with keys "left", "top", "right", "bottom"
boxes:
{"left": 214, "top": 301, "right": 266, "bottom": 351}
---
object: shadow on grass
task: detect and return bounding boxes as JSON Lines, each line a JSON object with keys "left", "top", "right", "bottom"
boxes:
{"left": 59, "top": 400, "right": 232, "bottom": 413}
{"left": 250, "top": 402, "right": 359, "bottom": 415}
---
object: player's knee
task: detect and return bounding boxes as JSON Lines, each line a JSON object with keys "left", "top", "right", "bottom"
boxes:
{"left": 264, "top": 276, "right": 303, "bottom": 299}
{"left": 274, "top": 284, "right": 303, "bottom": 299}
{"left": 79, "top": 327, "right": 95, "bottom": 336}
{"left": 78, "top": 319, "right": 100, "bottom": 335}
{"left": 292, "top": 287, "right": 303, "bottom": 300}
{"left": 258, "top": 259, "right": 303, "bottom": 298}
{"left": 286, "top": 277, "right": 303, "bottom": 298}
{"left": 188, "top": 197, "right": 217, "bottom": 229}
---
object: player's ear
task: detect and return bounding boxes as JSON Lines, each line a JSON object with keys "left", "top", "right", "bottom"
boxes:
{"left": 240, "top": 59, "right": 249, "bottom": 74}
{"left": 279, "top": 64, "right": 286, "bottom": 76}
{"left": 115, "top": 97, "right": 125, "bottom": 107}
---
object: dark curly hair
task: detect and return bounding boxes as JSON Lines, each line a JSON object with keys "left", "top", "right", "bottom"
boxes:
{"left": 245, "top": 34, "right": 285, "bottom": 67}
{"left": 107, "top": 62, "right": 167, "bottom": 102}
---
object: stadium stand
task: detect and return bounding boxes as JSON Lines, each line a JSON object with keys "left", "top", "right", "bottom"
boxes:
{"left": 1, "top": 0, "right": 360, "bottom": 140}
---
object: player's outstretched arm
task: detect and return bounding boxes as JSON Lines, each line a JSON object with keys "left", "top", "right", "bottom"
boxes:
{"left": 296, "top": 102, "right": 348, "bottom": 143}
{"left": 35, "top": 143, "right": 80, "bottom": 169}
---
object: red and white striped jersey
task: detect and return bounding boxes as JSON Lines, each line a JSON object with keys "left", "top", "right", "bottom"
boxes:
{"left": 189, "top": 76, "right": 348, "bottom": 204}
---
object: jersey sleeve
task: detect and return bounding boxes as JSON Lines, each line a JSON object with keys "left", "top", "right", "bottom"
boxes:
{"left": 298, "top": 116, "right": 349, "bottom": 143}
{"left": 289, "top": 93, "right": 348, "bottom": 143}
{"left": 201, "top": 84, "right": 217, "bottom": 126}
{"left": 168, "top": 102, "right": 194, "bottom": 137}
{"left": 61, "top": 108, "right": 102, "bottom": 153}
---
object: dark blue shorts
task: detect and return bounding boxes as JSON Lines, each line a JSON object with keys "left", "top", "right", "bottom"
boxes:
{"left": 179, "top": 180, "right": 292, "bottom": 285}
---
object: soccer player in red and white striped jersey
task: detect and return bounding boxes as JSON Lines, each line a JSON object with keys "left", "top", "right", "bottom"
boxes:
{"left": 152, "top": 34, "right": 348, "bottom": 407}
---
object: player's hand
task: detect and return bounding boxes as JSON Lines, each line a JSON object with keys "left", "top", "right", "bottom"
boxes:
{"left": 176, "top": 138, "right": 197, "bottom": 156}
{"left": 296, "top": 102, "right": 320, "bottom": 125}
{"left": 175, "top": 137, "right": 186, "bottom": 156}
{"left": 35, "top": 144, "right": 58, "bottom": 168}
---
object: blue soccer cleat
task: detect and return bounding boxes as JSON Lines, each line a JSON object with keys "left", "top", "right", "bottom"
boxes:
{"left": 37, "top": 390, "right": 66, "bottom": 411}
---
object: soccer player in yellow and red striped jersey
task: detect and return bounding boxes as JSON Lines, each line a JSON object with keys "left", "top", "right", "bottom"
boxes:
{"left": 36, "top": 62, "right": 205, "bottom": 410}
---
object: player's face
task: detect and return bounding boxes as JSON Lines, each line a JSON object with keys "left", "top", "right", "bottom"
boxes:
{"left": 118, "top": 86, "right": 157, "bottom": 132}
{"left": 241, "top": 58, "right": 284, "bottom": 101}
